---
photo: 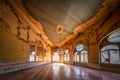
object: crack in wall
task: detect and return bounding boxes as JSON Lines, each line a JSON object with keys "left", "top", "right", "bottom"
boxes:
{"left": 0, "top": 17, "right": 11, "bottom": 34}
{"left": 8, "top": 1, "right": 22, "bottom": 24}
{"left": 16, "top": 24, "right": 21, "bottom": 37}
{"left": 27, "top": 26, "right": 30, "bottom": 42}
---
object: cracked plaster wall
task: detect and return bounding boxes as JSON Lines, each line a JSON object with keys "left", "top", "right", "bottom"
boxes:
{"left": 0, "top": 18, "right": 28, "bottom": 62}
{"left": 0, "top": 1, "right": 51, "bottom": 62}
{"left": 63, "top": 6, "right": 120, "bottom": 65}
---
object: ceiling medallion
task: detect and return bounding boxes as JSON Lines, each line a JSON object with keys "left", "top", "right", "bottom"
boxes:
{"left": 56, "top": 25, "right": 64, "bottom": 34}
{"left": 56, "top": 25, "right": 64, "bottom": 54}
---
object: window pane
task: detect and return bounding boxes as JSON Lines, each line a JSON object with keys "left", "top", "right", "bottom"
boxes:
{"left": 76, "top": 44, "right": 84, "bottom": 51}
{"left": 77, "top": 55, "right": 79, "bottom": 62}
{"left": 36, "top": 56, "right": 39, "bottom": 61}
{"left": 65, "top": 50, "right": 69, "bottom": 54}
{"left": 101, "top": 51, "right": 109, "bottom": 63}
{"left": 53, "top": 54, "right": 59, "bottom": 61}
{"left": 81, "top": 53, "right": 88, "bottom": 62}
{"left": 67, "top": 54, "right": 69, "bottom": 61}
{"left": 29, "top": 55, "right": 35, "bottom": 61}
{"left": 110, "top": 50, "right": 120, "bottom": 64}
{"left": 84, "top": 54, "right": 88, "bottom": 62}
{"left": 101, "top": 45, "right": 119, "bottom": 51}
{"left": 81, "top": 50, "right": 88, "bottom": 62}
{"left": 101, "top": 45, "right": 120, "bottom": 64}
{"left": 64, "top": 55, "right": 67, "bottom": 61}
{"left": 108, "top": 30, "right": 120, "bottom": 43}
{"left": 74, "top": 55, "right": 76, "bottom": 61}
{"left": 81, "top": 54, "right": 84, "bottom": 62}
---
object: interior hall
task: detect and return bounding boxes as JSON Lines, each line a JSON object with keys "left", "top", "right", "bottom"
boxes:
{"left": 0, "top": 0, "right": 120, "bottom": 80}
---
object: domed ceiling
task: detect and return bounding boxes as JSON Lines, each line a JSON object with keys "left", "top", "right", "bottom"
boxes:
{"left": 23, "top": 0, "right": 103, "bottom": 45}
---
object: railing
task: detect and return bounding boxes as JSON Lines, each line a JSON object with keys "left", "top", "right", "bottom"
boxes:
{"left": 0, "top": 61, "right": 50, "bottom": 74}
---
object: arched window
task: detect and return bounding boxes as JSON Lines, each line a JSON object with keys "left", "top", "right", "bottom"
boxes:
{"left": 74, "top": 52, "right": 80, "bottom": 62}
{"left": 29, "top": 51, "right": 39, "bottom": 61}
{"left": 101, "top": 45, "right": 120, "bottom": 64}
{"left": 74, "top": 44, "right": 86, "bottom": 62}
{"left": 53, "top": 52, "right": 59, "bottom": 61}
{"left": 64, "top": 50, "right": 70, "bottom": 61}
{"left": 29, "top": 54, "right": 35, "bottom": 61}
{"left": 100, "top": 29, "right": 120, "bottom": 64}
{"left": 81, "top": 50, "right": 88, "bottom": 62}
{"left": 76, "top": 44, "right": 84, "bottom": 51}
{"left": 64, "top": 55, "right": 67, "bottom": 61}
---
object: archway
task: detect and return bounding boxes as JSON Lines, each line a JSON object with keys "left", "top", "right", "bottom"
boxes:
{"left": 99, "top": 28, "right": 120, "bottom": 64}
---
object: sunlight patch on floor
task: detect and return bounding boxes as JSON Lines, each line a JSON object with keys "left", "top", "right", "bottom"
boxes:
{"left": 52, "top": 63, "right": 65, "bottom": 66}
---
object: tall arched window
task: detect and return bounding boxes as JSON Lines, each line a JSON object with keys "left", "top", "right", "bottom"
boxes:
{"left": 74, "top": 52, "right": 79, "bottom": 62}
{"left": 29, "top": 51, "right": 39, "bottom": 61}
{"left": 53, "top": 52, "right": 59, "bottom": 61}
{"left": 74, "top": 44, "right": 84, "bottom": 62}
{"left": 74, "top": 44, "right": 88, "bottom": 63}
{"left": 81, "top": 50, "right": 88, "bottom": 62}
{"left": 64, "top": 50, "right": 70, "bottom": 61}
{"left": 64, "top": 55, "right": 67, "bottom": 61}
{"left": 100, "top": 29, "right": 120, "bottom": 64}
{"left": 101, "top": 45, "right": 120, "bottom": 64}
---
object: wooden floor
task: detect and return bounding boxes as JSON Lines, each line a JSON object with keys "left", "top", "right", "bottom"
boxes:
{"left": 0, "top": 63, "right": 120, "bottom": 80}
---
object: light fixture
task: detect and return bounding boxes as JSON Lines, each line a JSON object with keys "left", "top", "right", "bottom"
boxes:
{"left": 55, "top": 1, "right": 70, "bottom": 54}
{"left": 56, "top": 25, "right": 64, "bottom": 34}
{"left": 56, "top": 25, "right": 64, "bottom": 54}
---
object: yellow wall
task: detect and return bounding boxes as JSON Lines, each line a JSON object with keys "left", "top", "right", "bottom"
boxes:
{"left": 0, "top": 20, "right": 28, "bottom": 62}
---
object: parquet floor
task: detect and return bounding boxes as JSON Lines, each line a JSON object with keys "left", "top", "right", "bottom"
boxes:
{"left": 0, "top": 63, "right": 120, "bottom": 80}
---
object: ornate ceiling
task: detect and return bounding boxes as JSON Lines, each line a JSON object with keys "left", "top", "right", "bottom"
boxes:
{"left": 23, "top": 0, "right": 103, "bottom": 45}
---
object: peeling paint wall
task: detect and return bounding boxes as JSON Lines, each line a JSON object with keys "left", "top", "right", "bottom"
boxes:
{"left": 63, "top": 6, "right": 120, "bottom": 67}
{"left": 0, "top": 1, "right": 52, "bottom": 63}
{"left": 45, "top": 46, "right": 51, "bottom": 62}
{"left": 0, "top": 19, "right": 28, "bottom": 62}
